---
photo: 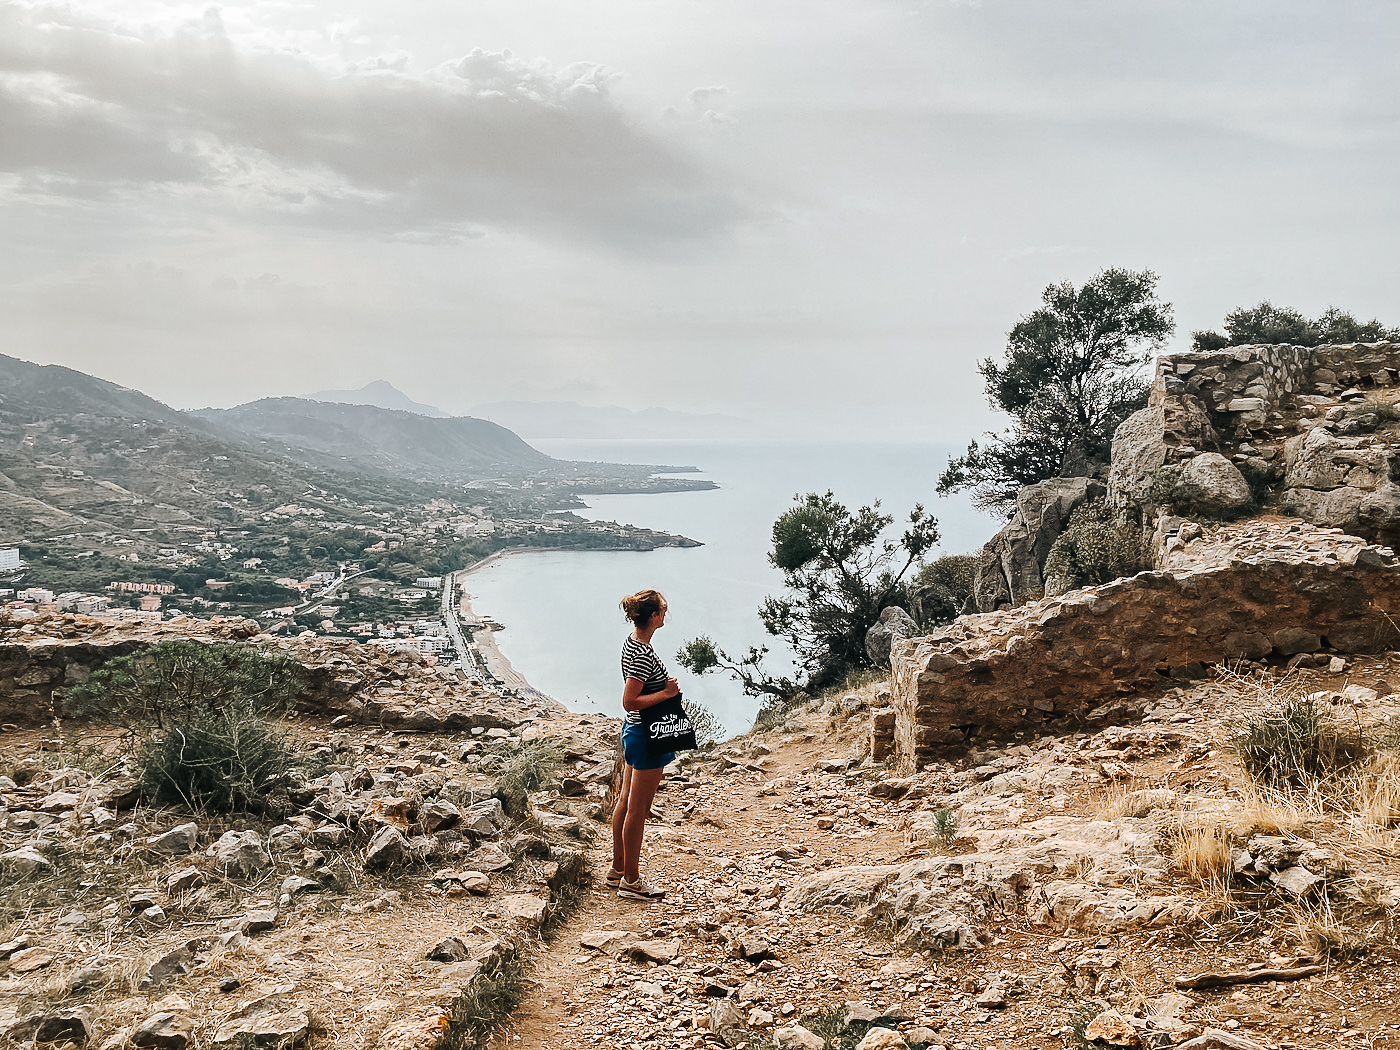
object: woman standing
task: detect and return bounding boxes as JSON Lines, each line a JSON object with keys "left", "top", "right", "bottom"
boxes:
{"left": 609, "top": 588, "right": 677, "bottom": 900}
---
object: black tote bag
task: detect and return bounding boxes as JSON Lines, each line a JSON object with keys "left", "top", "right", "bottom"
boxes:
{"left": 641, "top": 692, "right": 699, "bottom": 757}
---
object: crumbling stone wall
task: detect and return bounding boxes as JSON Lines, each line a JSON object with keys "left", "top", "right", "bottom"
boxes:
{"left": 0, "top": 615, "right": 540, "bottom": 730}
{"left": 889, "top": 521, "right": 1400, "bottom": 770}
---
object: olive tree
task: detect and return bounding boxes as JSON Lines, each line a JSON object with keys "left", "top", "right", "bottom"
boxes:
{"left": 938, "top": 268, "right": 1175, "bottom": 514}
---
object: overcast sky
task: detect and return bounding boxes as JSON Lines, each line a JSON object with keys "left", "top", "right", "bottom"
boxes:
{"left": 3, "top": 1, "right": 1397, "bottom": 440}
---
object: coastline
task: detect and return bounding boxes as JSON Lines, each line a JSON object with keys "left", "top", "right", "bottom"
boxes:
{"left": 452, "top": 553, "right": 550, "bottom": 697}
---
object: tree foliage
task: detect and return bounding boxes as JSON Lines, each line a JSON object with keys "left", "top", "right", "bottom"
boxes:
{"left": 938, "top": 268, "right": 1175, "bottom": 514}
{"left": 1192, "top": 302, "right": 1399, "bottom": 352}
{"left": 677, "top": 492, "right": 940, "bottom": 714}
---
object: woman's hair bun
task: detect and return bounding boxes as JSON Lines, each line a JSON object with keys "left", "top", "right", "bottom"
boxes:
{"left": 620, "top": 589, "right": 666, "bottom": 626}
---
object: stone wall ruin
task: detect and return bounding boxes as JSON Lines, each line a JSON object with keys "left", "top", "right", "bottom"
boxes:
{"left": 889, "top": 520, "right": 1400, "bottom": 770}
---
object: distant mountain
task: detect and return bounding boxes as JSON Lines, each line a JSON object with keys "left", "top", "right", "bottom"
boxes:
{"left": 308, "top": 380, "right": 447, "bottom": 418}
{"left": 472, "top": 401, "right": 764, "bottom": 440}
{"left": 192, "top": 398, "right": 549, "bottom": 480}
{"left": 0, "top": 352, "right": 375, "bottom": 540}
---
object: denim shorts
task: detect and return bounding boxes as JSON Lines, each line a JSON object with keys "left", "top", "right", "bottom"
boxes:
{"left": 621, "top": 718, "right": 675, "bottom": 771}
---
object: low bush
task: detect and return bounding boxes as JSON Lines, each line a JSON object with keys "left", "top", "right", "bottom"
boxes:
{"left": 683, "top": 698, "right": 726, "bottom": 748}
{"left": 1234, "top": 693, "right": 1366, "bottom": 792}
{"left": 135, "top": 702, "right": 294, "bottom": 811}
{"left": 69, "top": 641, "right": 304, "bottom": 813}
{"left": 1042, "top": 499, "right": 1151, "bottom": 594}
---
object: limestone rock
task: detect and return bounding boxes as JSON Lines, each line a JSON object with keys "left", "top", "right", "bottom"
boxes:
{"left": 967, "top": 477, "right": 1107, "bottom": 613}
{"left": 1175, "top": 453, "right": 1253, "bottom": 517}
{"left": 8, "top": 1007, "right": 94, "bottom": 1045}
{"left": 463, "top": 798, "right": 506, "bottom": 836}
{"left": 624, "top": 938, "right": 681, "bottom": 965}
{"left": 211, "top": 830, "right": 271, "bottom": 879}
{"left": 420, "top": 800, "right": 461, "bottom": 832}
{"left": 855, "top": 1029, "right": 907, "bottom": 1050}
{"left": 2, "top": 847, "right": 51, "bottom": 875}
{"left": 166, "top": 867, "right": 206, "bottom": 894}
{"left": 147, "top": 823, "right": 199, "bottom": 856}
{"left": 501, "top": 893, "right": 549, "bottom": 927}
{"left": 364, "top": 826, "right": 413, "bottom": 871}
{"left": 240, "top": 909, "right": 278, "bottom": 934}
{"left": 426, "top": 937, "right": 471, "bottom": 963}
{"left": 1084, "top": 1008, "right": 1141, "bottom": 1046}
{"left": 210, "top": 995, "right": 309, "bottom": 1048}
{"left": 865, "top": 606, "right": 918, "bottom": 668}
{"left": 9, "top": 946, "right": 56, "bottom": 972}
{"left": 128, "top": 1011, "right": 195, "bottom": 1050}
{"left": 774, "top": 1024, "right": 825, "bottom": 1050}
{"left": 1281, "top": 426, "right": 1400, "bottom": 541}
{"left": 374, "top": 1013, "right": 452, "bottom": 1050}
{"left": 1107, "top": 395, "right": 1216, "bottom": 521}
{"left": 1269, "top": 865, "right": 1325, "bottom": 898}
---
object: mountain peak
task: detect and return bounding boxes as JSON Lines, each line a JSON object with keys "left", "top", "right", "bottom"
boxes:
{"left": 309, "top": 381, "right": 447, "bottom": 418}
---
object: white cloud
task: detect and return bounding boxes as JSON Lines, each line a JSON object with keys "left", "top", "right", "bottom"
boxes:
{"left": 0, "top": 3, "right": 748, "bottom": 245}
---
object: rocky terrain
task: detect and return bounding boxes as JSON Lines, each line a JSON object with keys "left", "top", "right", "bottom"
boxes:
{"left": 6, "top": 630, "right": 1400, "bottom": 1050}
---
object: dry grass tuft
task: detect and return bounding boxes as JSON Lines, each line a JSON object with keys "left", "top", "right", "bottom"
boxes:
{"left": 1093, "top": 783, "right": 1176, "bottom": 821}
{"left": 1232, "top": 783, "right": 1311, "bottom": 836}
{"left": 1171, "top": 820, "right": 1232, "bottom": 888}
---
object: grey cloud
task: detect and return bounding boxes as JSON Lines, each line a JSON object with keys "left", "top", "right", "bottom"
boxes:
{"left": 0, "top": 4, "right": 747, "bottom": 244}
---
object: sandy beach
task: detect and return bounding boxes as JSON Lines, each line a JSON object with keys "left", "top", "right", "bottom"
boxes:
{"left": 452, "top": 558, "right": 541, "bottom": 694}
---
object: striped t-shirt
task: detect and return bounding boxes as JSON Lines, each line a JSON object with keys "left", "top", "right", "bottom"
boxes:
{"left": 621, "top": 635, "right": 669, "bottom": 725}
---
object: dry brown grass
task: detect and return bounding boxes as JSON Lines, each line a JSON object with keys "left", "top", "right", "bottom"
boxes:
{"left": 1093, "top": 782, "right": 1176, "bottom": 821}
{"left": 1231, "top": 783, "right": 1311, "bottom": 835}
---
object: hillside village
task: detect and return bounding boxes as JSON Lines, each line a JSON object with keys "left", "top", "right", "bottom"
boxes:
{"left": 3, "top": 338, "right": 1400, "bottom": 1050}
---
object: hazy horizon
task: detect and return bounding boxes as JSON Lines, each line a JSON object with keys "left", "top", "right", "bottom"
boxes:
{"left": 3, "top": 2, "right": 1398, "bottom": 442}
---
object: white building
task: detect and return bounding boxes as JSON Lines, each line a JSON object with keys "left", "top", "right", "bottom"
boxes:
{"left": 0, "top": 548, "right": 20, "bottom": 571}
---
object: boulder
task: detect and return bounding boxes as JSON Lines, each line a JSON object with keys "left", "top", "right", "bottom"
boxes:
{"left": 1107, "top": 394, "right": 1218, "bottom": 524}
{"left": 865, "top": 607, "right": 919, "bottom": 668}
{"left": 1173, "top": 453, "right": 1253, "bottom": 517}
{"left": 211, "top": 830, "right": 271, "bottom": 879}
{"left": 364, "top": 826, "right": 413, "bottom": 871}
{"left": 966, "top": 477, "right": 1106, "bottom": 613}
{"left": 1281, "top": 426, "right": 1400, "bottom": 542}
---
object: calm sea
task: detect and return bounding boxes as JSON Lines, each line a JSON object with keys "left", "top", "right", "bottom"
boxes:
{"left": 463, "top": 441, "right": 998, "bottom": 735}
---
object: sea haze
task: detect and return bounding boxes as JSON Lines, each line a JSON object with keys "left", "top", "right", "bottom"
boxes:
{"left": 463, "top": 440, "right": 998, "bottom": 734}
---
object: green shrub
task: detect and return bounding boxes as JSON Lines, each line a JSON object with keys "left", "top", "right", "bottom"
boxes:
{"left": 1042, "top": 499, "right": 1150, "bottom": 593}
{"left": 911, "top": 553, "right": 977, "bottom": 626}
{"left": 69, "top": 640, "right": 304, "bottom": 727}
{"left": 136, "top": 702, "right": 294, "bottom": 810}
{"left": 69, "top": 641, "right": 304, "bottom": 812}
{"left": 1235, "top": 694, "right": 1367, "bottom": 791}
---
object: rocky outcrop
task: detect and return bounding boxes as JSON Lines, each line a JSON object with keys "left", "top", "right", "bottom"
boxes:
{"left": 865, "top": 607, "right": 917, "bottom": 668}
{"left": 1281, "top": 426, "right": 1400, "bottom": 538}
{"left": 890, "top": 520, "right": 1400, "bottom": 768}
{"left": 1110, "top": 340, "right": 1400, "bottom": 541}
{"left": 965, "top": 477, "right": 1105, "bottom": 613}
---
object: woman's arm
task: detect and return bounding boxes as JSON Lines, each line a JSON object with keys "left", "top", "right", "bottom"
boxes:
{"left": 622, "top": 675, "right": 679, "bottom": 712}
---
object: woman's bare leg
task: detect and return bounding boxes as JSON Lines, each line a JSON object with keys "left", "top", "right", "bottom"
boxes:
{"left": 620, "top": 765, "right": 665, "bottom": 882}
{"left": 610, "top": 762, "right": 635, "bottom": 875}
